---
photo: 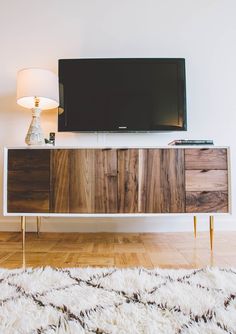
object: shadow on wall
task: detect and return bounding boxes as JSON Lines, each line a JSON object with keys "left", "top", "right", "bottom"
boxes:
{"left": 0, "top": 94, "right": 59, "bottom": 146}
{"left": 0, "top": 94, "right": 29, "bottom": 146}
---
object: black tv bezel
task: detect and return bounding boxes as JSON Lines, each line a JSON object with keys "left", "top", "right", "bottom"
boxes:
{"left": 58, "top": 58, "right": 187, "bottom": 132}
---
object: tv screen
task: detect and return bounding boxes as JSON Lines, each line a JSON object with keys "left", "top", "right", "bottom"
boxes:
{"left": 58, "top": 58, "right": 187, "bottom": 132}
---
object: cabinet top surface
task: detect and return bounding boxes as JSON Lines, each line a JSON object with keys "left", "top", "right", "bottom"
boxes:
{"left": 4, "top": 145, "right": 229, "bottom": 150}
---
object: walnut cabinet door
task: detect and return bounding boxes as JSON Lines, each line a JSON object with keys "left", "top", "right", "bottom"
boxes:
{"left": 50, "top": 149, "right": 118, "bottom": 213}
{"left": 50, "top": 148, "right": 139, "bottom": 213}
{"left": 7, "top": 149, "right": 50, "bottom": 213}
{"left": 139, "top": 149, "right": 186, "bottom": 213}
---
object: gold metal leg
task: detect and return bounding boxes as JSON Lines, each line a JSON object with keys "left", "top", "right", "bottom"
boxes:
{"left": 22, "top": 248, "right": 26, "bottom": 269}
{"left": 193, "top": 216, "right": 197, "bottom": 238}
{"left": 21, "top": 216, "right": 26, "bottom": 251}
{"left": 36, "top": 216, "right": 41, "bottom": 237}
{"left": 209, "top": 215, "right": 214, "bottom": 251}
{"left": 20, "top": 217, "right": 23, "bottom": 232}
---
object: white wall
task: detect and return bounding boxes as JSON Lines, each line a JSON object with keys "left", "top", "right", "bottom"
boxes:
{"left": 0, "top": 0, "right": 235, "bottom": 232}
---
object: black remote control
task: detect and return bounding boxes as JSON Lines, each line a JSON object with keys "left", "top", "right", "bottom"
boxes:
{"left": 49, "top": 132, "right": 55, "bottom": 146}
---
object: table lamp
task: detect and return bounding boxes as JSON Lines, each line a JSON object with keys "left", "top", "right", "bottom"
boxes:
{"left": 17, "top": 68, "right": 59, "bottom": 145}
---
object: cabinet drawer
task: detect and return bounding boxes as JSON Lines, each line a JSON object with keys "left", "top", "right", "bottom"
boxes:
{"left": 186, "top": 191, "right": 228, "bottom": 213}
{"left": 185, "top": 170, "right": 228, "bottom": 191}
{"left": 185, "top": 149, "right": 227, "bottom": 170}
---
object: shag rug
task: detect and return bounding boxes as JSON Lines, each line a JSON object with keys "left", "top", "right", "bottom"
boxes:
{"left": 0, "top": 267, "right": 236, "bottom": 334}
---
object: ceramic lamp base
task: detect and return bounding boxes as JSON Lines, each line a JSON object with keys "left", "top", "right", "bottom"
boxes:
{"left": 25, "top": 107, "right": 44, "bottom": 146}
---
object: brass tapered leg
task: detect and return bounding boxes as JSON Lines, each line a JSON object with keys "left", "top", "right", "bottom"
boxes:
{"left": 36, "top": 216, "right": 41, "bottom": 237}
{"left": 193, "top": 216, "right": 197, "bottom": 238}
{"left": 209, "top": 216, "right": 214, "bottom": 251}
{"left": 21, "top": 216, "right": 26, "bottom": 251}
{"left": 20, "top": 217, "right": 23, "bottom": 232}
{"left": 22, "top": 248, "right": 26, "bottom": 269}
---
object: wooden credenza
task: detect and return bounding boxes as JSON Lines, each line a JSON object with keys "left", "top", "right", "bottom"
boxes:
{"left": 5, "top": 147, "right": 230, "bottom": 215}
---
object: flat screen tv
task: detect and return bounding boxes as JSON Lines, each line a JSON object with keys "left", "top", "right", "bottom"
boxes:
{"left": 58, "top": 58, "right": 187, "bottom": 132}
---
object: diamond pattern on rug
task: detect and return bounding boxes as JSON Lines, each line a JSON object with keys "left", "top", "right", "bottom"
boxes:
{"left": 0, "top": 267, "right": 236, "bottom": 333}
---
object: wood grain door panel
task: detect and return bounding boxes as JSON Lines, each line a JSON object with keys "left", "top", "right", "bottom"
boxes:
{"left": 8, "top": 170, "right": 50, "bottom": 192}
{"left": 186, "top": 191, "right": 228, "bottom": 213}
{"left": 118, "top": 149, "right": 139, "bottom": 213}
{"left": 7, "top": 149, "right": 50, "bottom": 213}
{"left": 8, "top": 149, "right": 50, "bottom": 171}
{"left": 185, "top": 149, "right": 227, "bottom": 170}
{"left": 143, "top": 149, "right": 161, "bottom": 213}
{"left": 138, "top": 149, "right": 148, "bottom": 213}
{"left": 8, "top": 192, "right": 50, "bottom": 213}
{"left": 95, "top": 149, "right": 118, "bottom": 213}
{"left": 185, "top": 170, "right": 228, "bottom": 192}
{"left": 143, "top": 149, "right": 185, "bottom": 213}
{"left": 70, "top": 149, "right": 95, "bottom": 213}
{"left": 50, "top": 149, "right": 118, "bottom": 213}
{"left": 50, "top": 149, "right": 70, "bottom": 213}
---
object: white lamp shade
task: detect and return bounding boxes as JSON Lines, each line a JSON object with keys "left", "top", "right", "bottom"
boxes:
{"left": 17, "top": 68, "right": 59, "bottom": 109}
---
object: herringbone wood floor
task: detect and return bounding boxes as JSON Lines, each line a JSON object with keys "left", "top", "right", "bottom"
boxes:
{"left": 0, "top": 231, "right": 235, "bottom": 269}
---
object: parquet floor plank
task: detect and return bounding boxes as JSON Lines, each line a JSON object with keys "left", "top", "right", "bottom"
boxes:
{"left": 0, "top": 231, "right": 235, "bottom": 269}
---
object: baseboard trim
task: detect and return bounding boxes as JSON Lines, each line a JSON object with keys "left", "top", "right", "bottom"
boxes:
{"left": 0, "top": 216, "right": 235, "bottom": 232}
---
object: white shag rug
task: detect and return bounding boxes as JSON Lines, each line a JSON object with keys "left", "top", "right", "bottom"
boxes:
{"left": 0, "top": 267, "right": 236, "bottom": 334}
